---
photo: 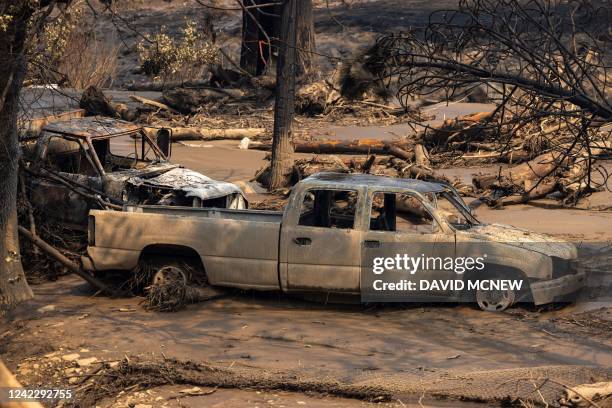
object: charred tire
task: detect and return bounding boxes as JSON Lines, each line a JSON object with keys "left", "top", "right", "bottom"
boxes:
{"left": 151, "top": 264, "right": 189, "bottom": 286}
{"left": 134, "top": 254, "right": 207, "bottom": 293}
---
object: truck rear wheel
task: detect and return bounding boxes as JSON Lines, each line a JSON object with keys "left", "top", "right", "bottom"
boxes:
{"left": 151, "top": 264, "right": 189, "bottom": 286}
{"left": 134, "top": 255, "right": 207, "bottom": 292}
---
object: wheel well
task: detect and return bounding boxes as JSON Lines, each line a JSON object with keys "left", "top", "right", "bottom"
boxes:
{"left": 136, "top": 244, "right": 207, "bottom": 289}
{"left": 464, "top": 264, "right": 527, "bottom": 281}
{"left": 139, "top": 244, "right": 205, "bottom": 270}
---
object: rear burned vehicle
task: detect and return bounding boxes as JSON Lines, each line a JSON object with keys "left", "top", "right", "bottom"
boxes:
{"left": 25, "top": 117, "right": 246, "bottom": 229}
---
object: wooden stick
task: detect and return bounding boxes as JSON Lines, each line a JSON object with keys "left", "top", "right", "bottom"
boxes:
{"left": 129, "top": 95, "right": 176, "bottom": 112}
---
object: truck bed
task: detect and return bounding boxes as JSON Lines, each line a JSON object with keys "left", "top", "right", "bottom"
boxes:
{"left": 88, "top": 205, "right": 284, "bottom": 290}
{"left": 125, "top": 204, "right": 283, "bottom": 223}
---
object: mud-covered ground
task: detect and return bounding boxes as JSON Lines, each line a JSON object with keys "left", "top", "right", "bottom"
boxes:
{"left": 1, "top": 275, "right": 611, "bottom": 407}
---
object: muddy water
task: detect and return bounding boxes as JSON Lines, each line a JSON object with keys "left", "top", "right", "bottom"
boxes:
{"left": 168, "top": 138, "right": 612, "bottom": 242}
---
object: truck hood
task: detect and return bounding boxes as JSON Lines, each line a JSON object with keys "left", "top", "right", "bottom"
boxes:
{"left": 460, "top": 223, "right": 578, "bottom": 259}
{"left": 126, "top": 167, "right": 245, "bottom": 201}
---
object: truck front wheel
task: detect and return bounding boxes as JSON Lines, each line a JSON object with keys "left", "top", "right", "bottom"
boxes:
{"left": 476, "top": 288, "right": 516, "bottom": 312}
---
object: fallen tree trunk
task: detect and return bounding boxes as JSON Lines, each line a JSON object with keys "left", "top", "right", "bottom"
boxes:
{"left": 414, "top": 143, "right": 430, "bottom": 167}
{"left": 473, "top": 151, "right": 571, "bottom": 190}
{"left": 126, "top": 79, "right": 211, "bottom": 92}
{"left": 79, "top": 87, "right": 137, "bottom": 121}
{"left": 18, "top": 227, "right": 116, "bottom": 297}
{"left": 80, "top": 86, "right": 118, "bottom": 118}
{"left": 421, "top": 111, "right": 494, "bottom": 145}
{"left": 249, "top": 138, "right": 415, "bottom": 159}
{"left": 171, "top": 127, "right": 266, "bottom": 141}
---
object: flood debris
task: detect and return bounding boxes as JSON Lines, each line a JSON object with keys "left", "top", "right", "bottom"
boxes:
{"left": 18, "top": 226, "right": 116, "bottom": 296}
{"left": 142, "top": 282, "right": 228, "bottom": 312}
{"left": 60, "top": 356, "right": 393, "bottom": 408}
{"left": 559, "top": 381, "right": 612, "bottom": 407}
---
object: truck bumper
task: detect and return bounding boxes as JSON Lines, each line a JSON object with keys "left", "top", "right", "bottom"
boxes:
{"left": 530, "top": 271, "right": 587, "bottom": 305}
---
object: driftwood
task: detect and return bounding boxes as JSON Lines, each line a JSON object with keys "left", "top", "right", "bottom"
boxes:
{"left": 18, "top": 227, "right": 117, "bottom": 296}
{"left": 248, "top": 138, "right": 417, "bottom": 162}
{"left": 129, "top": 95, "right": 175, "bottom": 112}
{"left": 112, "top": 103, "right": 138, "bottom": 122}
{"left": 473, "top": 151, "right": 574, "bottom": 205}
{"left": 473, "top": 152, "right": 571, "bottom": 190}
{"left": 171, "top": 127, "right": 266, "bottom": 141}
{"left": 421, "top": 111, "right": 494, "bottom": 145}
{"left": 414, "top": 143, "right": 430, "bottom": 167}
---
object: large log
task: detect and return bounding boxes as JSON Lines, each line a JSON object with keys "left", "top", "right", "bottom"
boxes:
{"left": 421, "top": 111, "right": 494, "bottom": 145}
{"left": 414, "top": 143, "right": 430, "bottom": 167}
{"left": 248, "top": 138, "right": 416, "bottom": 161}
{"left": 129, "top": 95, "right": 175, "bottom": 112}
{"left": 473, "top": 152, "right": 571, "bottom": 190}
{"left": 126, "top": 79, "right": 211, "bottom": 91}
{"left": 171, "top": 127, "right": 266, "bottom": 141}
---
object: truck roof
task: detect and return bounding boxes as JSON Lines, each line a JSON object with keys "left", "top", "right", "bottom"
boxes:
{"left": 302, "top": 172, "right": 448, "bottom": 193}
{"left": 42, "top": 116, "right": 141, "bottom": 139}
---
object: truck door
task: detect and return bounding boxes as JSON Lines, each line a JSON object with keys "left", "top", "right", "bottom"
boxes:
{"left": 361, "top": 191, "right": 456, "bottom": 301}
{"left": 283, "top": 188, "right": 363, "bottom": 293}
{"left": 30, "top": 135, "right": 104, "bottom": 227}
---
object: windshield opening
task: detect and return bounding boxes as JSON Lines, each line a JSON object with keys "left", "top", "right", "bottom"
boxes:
{"left": 94, "top": 133, "right": 164, "bottom": 172}
{"left": 432, "top": 190, "right": 478, "bottom": 230}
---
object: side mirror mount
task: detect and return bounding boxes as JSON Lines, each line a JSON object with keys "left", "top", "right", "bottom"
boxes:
{"left": 156, "top": 128, "right": 172, "bottom": 159}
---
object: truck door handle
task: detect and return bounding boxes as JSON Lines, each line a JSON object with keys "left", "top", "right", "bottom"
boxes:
{"left": 293, "top": 237, "right": 312, "bottom": 246}
{"left": 364, "top": 240, "right": 381, "bottom": 248}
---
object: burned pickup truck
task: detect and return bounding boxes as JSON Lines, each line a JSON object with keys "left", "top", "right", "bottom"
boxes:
{"left": 21, "top": 116, "right": 246, "bottom": 228}
{"left": 83, "top": 173, "right": 586, "bottom": 311}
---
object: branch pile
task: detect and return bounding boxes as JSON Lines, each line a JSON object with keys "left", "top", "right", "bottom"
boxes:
{"left": 336, "top": 0, "right": 611, "bottom": 205}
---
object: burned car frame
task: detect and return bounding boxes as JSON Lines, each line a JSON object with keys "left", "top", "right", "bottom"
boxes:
{"left": 23, "top": 116, "right": 246, "bottom": 228}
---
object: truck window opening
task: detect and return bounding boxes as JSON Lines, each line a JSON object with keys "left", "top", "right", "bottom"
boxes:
{"left": 369, "top": 192, "right": 437, "bottom": 233}
{"left": 299, "top": 189, "right": 358, "bottom": 229}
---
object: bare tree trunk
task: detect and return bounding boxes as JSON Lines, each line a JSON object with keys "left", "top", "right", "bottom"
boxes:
{"left": 295, "top": 0, "right": 315, "bottom": 78}
{"left": 239, "top": 0, "right": 280, "bottom": 76}
{"left": 0, "top": 4, "right": 35, "bottom": 310}
{"left": 239, "top": 0, "right": 314, "bottom": 78}
{"left": 269, "top": 0, "right": 297, "bottom": 189}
